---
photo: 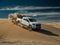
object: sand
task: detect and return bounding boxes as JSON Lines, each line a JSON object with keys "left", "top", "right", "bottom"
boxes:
{"left": 42, "top": 22, "right": 60, "bottom": 28}
{"left": 0, "top": 19, "right": 60, "bottom": 45}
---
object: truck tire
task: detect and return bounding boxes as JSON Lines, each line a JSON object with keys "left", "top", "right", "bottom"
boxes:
{"left": 17, "top": 20, "right": 20, "bottom": 23}
{"left": 29, "top": 25, "right": 32, "bottom": 31}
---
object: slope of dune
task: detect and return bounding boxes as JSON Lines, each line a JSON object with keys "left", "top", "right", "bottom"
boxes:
{"left": 0, "top": 19, "right": 60, "bottom": 45}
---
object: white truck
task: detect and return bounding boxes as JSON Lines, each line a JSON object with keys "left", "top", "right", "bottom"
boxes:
{"left": 16, "top": 16, "right": 41, "bottom": 30}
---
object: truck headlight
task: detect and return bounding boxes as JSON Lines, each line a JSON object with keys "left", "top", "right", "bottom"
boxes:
{"left": 32, "top": 24, "right": 35, "bottom": 26}
{"left": 32, "top": 24, "right": 36, "bottom": 28}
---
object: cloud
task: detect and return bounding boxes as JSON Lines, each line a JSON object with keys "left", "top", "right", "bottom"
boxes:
{"left": 0, "top": 6, "right": 60, "bottom": 10}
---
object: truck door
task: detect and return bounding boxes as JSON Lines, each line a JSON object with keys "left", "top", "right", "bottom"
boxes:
{"left": 22, "top": 19, "right": 29, "bottom": 26}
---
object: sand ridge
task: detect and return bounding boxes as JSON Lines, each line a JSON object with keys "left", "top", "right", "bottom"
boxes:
{"left": 0, "top": 19, "right": 60, "bottom": 45}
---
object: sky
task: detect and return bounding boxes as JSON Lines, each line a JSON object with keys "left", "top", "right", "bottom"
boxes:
{"left": 0, "top": 0, "right": 60, "bottom": 7}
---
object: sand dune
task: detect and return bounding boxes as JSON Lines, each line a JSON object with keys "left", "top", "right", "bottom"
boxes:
{"left": 0, "top": 19, "right": 60, "bottom": 45}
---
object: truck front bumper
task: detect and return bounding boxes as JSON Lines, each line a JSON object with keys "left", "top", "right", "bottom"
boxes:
{"left": 32, "top": 24, "right": 41, "bottom": 30}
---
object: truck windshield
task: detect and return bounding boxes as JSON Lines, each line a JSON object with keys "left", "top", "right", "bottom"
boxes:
{"left": 29, "top": 18, "right": 36, "bottom": 22}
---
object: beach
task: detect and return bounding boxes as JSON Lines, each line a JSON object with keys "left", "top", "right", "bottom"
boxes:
{"left": 0, "top": 19, "right": 60, "bottom": 45}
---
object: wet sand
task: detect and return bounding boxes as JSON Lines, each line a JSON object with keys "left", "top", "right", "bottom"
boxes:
{"left": 0, "top": 19, "right": 60, "bottom": 45}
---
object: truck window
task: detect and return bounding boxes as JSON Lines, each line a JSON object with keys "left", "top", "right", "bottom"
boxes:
{"left": 23, "top": 19, "right": 29, "bottom": 22}
{"left": 29, "top": 18, "right": 36, "bottom": 22}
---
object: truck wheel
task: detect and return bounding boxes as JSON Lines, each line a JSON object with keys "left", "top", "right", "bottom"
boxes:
{"left": 29, "top": 25, "right": 32, "bottom": 31}
{"left": 17, "top": 20, "right": 20, "bottom": 23}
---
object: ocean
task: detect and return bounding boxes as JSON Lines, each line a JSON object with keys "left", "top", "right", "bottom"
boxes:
{"left": 0, "top": 0, "right": 60, "bottom": 22}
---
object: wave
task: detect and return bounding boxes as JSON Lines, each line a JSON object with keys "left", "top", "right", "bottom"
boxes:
{"left": 0, "top": 6, "right": 60, "bottom": 21}
{"left": 0, "top": 6, "right": 60, "bottom": 10}
{"left": 14, "top": 12, "right": 60, "bottom": 16}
